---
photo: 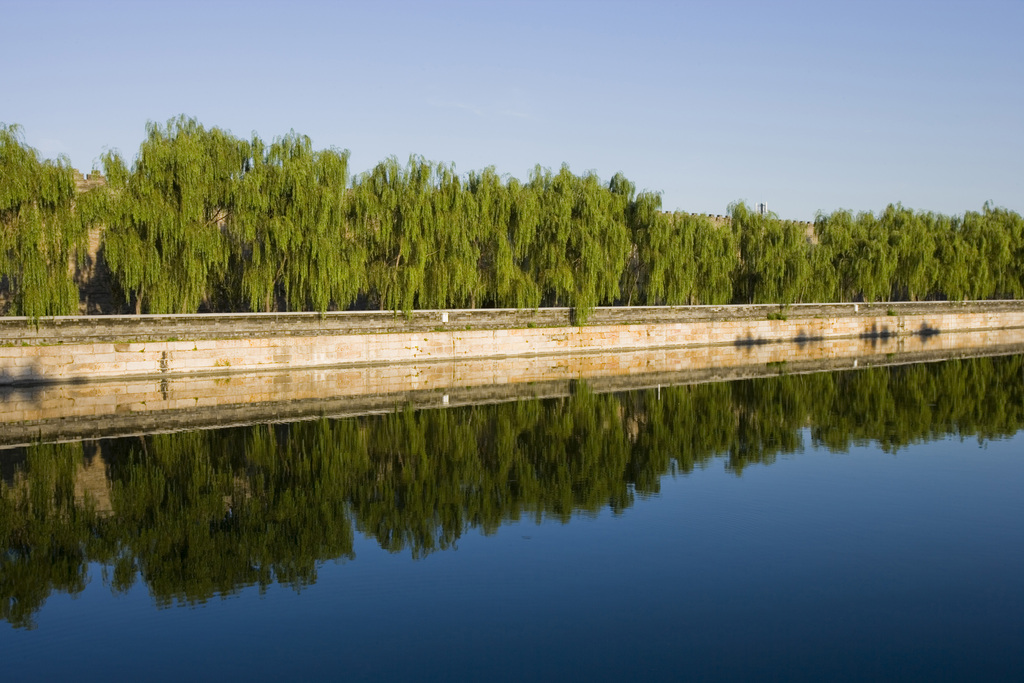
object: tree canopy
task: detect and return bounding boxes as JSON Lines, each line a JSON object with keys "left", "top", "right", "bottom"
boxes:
{"left": 0, "top": 124, "right": 90, "bottom": 317}
{"left": 3, "top": 116, "right": 1023, "bottom": 318}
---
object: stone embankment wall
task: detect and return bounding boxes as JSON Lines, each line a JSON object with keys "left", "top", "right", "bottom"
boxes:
{"left": 2, "top": 301, "right": 1024, "bottom": 386}
{"left": 4, "top": 326, "right": 1023, "bottom": 448}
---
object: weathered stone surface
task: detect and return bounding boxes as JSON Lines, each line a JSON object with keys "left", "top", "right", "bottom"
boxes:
{"left": 3, "top": 328, "right": 1023, "bottom": 448}
{"left": 2, "top": 301, "right": 1022, "bottom": 345}
{"left": 1, "top": 303, "right": 1023, "bottom": 386}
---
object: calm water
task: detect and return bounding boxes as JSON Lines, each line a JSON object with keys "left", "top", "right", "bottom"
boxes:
{"left": 2, "top": 356, "right": 1023, "bottom": 681}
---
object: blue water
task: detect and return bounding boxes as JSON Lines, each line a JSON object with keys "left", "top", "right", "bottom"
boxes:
{"left": 2, "top": 366, "right": 1023, "bottom": 681}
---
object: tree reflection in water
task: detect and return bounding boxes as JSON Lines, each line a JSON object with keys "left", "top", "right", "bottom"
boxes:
{"left": 2, "top": 355, "right": 1022, "bottom": 628}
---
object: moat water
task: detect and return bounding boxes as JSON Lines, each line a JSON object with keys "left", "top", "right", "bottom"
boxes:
{"left": 2, "top": 355, "right": 1022, "bottom": 681}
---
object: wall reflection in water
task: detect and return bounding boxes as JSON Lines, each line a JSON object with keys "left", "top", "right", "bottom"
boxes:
{"left": 5, "top": 327, "right": 1024, "bottom": 448}
{"left": 1, "top": 354, "right": 1023, "bottom": 628}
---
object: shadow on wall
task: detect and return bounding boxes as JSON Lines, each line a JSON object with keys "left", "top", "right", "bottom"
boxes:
{"left": 0, "top": 360, "right": 46, "bottom": 398}
{"left": 794, "top": 330, "right": 825, "bottom": 349}
{"left": 733, "top": 333, "right": 770, "bottom": 349}
{"left": 0, "top": 275, "right": 11, "bottom": 316}
{"left": 0, "top": 359, "right": 91, "bottom": 391}
{"left": 74, "top": 236, "right": 121, "bottom": 314}
{"left": 1, "top": 239, "right": 121, "bottom": 316}
{"left": 737, "top": 322, "right": 946, "bottom": 351}
{"left": 859, "top": 323, "right": 896, "bottom": 340}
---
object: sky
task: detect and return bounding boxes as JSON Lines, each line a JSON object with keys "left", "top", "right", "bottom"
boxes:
{"left": 2, "top": 0, "right": 1021, "bottom": 221}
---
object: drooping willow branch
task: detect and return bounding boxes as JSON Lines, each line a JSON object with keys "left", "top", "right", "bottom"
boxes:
{"left": 3, "top": 116, "right": 1023, "bottom": 317}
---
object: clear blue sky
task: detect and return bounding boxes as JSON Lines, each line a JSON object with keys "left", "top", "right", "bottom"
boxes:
{"left": 2, "top": 0, "right": 1021, "bottom": 221}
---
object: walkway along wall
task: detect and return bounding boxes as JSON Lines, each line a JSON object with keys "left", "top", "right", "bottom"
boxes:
{"left": 2, "top": 301, "right": 1024, "bottom": 386}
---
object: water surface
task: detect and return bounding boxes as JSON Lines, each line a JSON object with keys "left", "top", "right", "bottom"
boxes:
{"left": 2, "top": 356, "right": 1022, "bottom": 681}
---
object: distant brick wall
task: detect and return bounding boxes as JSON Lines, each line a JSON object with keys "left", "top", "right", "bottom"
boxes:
{"left": 665, "top": 211, "right": 817, "bottom": 242}
{"left": 71, "top": 170, "right": 117, "bottom": 314}
{"left": 72, "top": 169, "right": 107, "bottom": 193}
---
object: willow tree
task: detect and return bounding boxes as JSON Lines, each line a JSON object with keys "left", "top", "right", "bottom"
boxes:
{"left": 640, "top": 211, "right": 694, "bottom": 305}
{"left": 958, "top": 204, "right": 1020, "bottom": 300}
{"left": 526, "top": 165, "right": 631, "bottom": 319}
{"left": 692, "top": 215, "right": 740, "bottom": 304}
{"left": 607, "top": 174, "right": 668, "bottom": 307}
{"left": 421, "top": 162, "right": 480, "bottom": 309}
{"left": 998, "top": 204, "right": 1024, "bottom": 299}
{"left": 467, "top": 168, "right": 540, "bottom": 308}
{"left": 618, "top": 186, "right": 660, "bottom": 305}
{"left": 813, "top": 209, "right": 855, "bottom": 301}
{"left": 984, "top": 203, "right": 1024, "bottom": 299}
{"left": 933, "top": 214, "right": 975, "bottom": 301}
{"left": 640, "top": 212, "right": 737, "bottom": 305}
{"left": 815, "top": 208, "right": 900, "bottom": 302}
{"left": 580, "top": 171, "right": 632, "bottom": 312}
{"left": 101, "top": 116, "right": 248, "bottom": 313}
{"left": 732, "top": 202, "right": 813, "bottom": 304}
{"left": 883, "top": 204, "right": 938, "bottom": 301}
{"left": 352, "top": 157, "right": 431, "bottom": 312}
{"left": 230, "top": 132, "right": 364, "bottom": 312}
{"left": 851, "top": 210, "right": 896, "bottom": 302}
{"left": 526, "top": 166, "right": 579, "bottom": 308}
{"left": 0, "top": 124, "right": 87, "bottom": 317}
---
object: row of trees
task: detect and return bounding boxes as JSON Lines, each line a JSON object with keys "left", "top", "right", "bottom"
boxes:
{"left": 3, "top": 354, "right": 1022, "bottom": 627}
{"left": 0, "top": 124, "right": 89, "bottom": 318}
{"left": 3, "top": 117, "right": 1023, "bottom": 317}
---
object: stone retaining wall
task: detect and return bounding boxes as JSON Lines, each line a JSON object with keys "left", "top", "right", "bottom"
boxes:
{"left": 2, "top": 302, "right": 1024, "bottom": 386}
{"left": 3, "top": 300, "right": 1023, "bottom": 344}
{"left": 4, "top": 328, "right": 1023, "bottom": 448}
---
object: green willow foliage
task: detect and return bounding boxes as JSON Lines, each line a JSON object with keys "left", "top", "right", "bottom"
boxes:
{"left": 0, "top": 124, "right": 92, "bottom": 316}
{"left": 89, "top": 118, "right": 662, "bottom": 316}
{"left": 100, "top": 117, "right": 246, "bottom": 314}
{"left": 3, "top": 116, "right": 1024, "bottom": 316}
{"left": 732, "top": 202, "right": 819, "bottom": 304}
{"left": 813, "top": 202, "right": 1024, "bottom": 302}
{"left": 525, "top": 166, "right": 633, "bottom": 317}
{"left": 637, "top": 210, "right": 738, "bottom": 305}
{"left": 230, "top": 132, "right": 364, "bottom": 312}
{"left": 2, "top": 354, "right": 1023, "bottom": 627}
